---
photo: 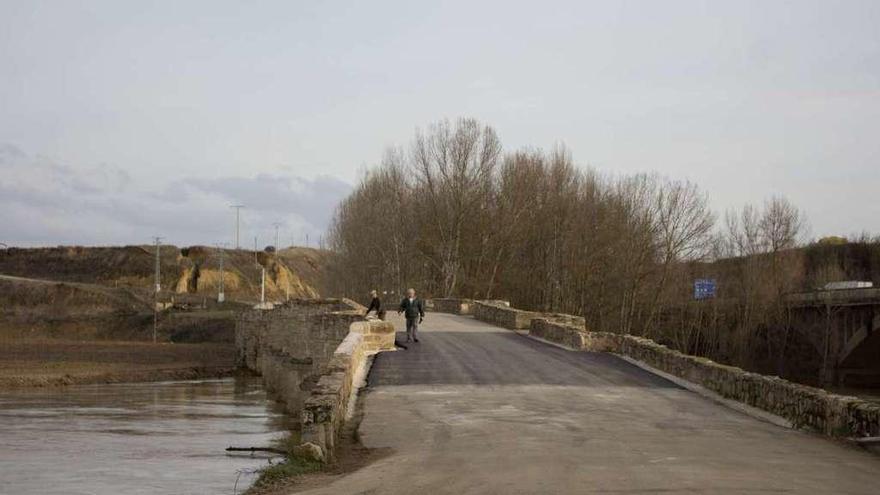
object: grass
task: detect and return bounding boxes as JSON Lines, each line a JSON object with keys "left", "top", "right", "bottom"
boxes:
{"left": 245, "top": 434, "right": 324, "bottom": 493}
{"left": 252, "top": 457, "right": 323, "bottom": 486}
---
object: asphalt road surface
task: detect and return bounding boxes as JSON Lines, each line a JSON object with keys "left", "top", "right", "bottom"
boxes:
{"left": 299, "top": 312, "right": 879, "bottom": 495}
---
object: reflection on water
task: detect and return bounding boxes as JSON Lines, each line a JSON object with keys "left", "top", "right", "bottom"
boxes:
{"left": 0, "top": 377, "right": 289, "bottom": 495}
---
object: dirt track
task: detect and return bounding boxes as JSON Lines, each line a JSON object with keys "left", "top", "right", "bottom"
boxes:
{"left": 0, "top": 339, "right": 236, "bottom": 388}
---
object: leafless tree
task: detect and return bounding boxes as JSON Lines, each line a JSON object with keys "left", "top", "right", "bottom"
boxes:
{"left": 411, "top": 118, "right": 501, "bottom": 296}
{"left": 325, "top": 118, "right": 843, "bottom": 387}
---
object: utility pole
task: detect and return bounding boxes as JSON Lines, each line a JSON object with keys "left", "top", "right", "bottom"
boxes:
{"left": 230, "top": 204, "right": 245, "bottom": 249}
{"left": 152, "top": 236, "right": 163, "bottom": 343}
{"left": 272, "top": 222, "right": 282, "bottom": 249}
{"left": 153, "top": 237, "right": 163, "bottom": 293}
{"left": 254, "top": 238, "right": 270, "bottom": 310}
{"left": 260, "top": 266, "right": 266, "bottom": 306}
{"left": 216, "top": 243, "right": 226, "bottom": 303}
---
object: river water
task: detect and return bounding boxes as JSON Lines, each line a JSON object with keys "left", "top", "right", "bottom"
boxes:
{"left": 0, "top": 377, "right": 289, "bottom": 495}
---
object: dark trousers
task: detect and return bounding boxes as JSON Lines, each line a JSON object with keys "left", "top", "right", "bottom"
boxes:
{"left": 405, "top": 317, "right": 419, "bottom": 341}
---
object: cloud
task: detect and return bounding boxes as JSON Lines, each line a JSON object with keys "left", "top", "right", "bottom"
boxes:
{"left": 188, "top": 173, "right": 350, "bottom": 231}
{"left": 0, "top": 145, "right": 352, "bottom": 247}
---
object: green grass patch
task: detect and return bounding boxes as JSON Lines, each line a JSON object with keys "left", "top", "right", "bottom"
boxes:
{"left": 250, "top": 456, "right": 323, "bottom": 488}
{"left": 245, "top": 433, "right": 323, "bottom": 493}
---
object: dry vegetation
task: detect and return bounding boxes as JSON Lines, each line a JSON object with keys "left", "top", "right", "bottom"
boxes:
{"left": 326, "top": 117, "right": 880, "bottom": 384}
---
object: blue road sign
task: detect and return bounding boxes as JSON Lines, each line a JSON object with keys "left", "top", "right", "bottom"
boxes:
{"left": 694, "top": 279, "right": 717, "bottom": 300}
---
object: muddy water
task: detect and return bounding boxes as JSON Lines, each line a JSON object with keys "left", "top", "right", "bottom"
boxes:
{"left": 0, "top": 377, "right": 289, "bottom": 495}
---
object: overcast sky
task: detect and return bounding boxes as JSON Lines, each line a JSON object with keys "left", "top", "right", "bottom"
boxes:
{"left": 1, "top": 0, "right": 878, "bottom": 247}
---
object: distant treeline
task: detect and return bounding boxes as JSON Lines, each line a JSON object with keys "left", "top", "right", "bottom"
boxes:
{"left": 325, "top": 118, "right": 879, "bottom": 383}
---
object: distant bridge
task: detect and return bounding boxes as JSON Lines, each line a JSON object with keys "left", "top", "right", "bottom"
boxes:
{"left": 786, "top": 288, "right": 880, "bottom": 387}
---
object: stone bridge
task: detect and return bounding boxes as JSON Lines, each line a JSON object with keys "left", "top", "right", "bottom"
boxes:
{"left": 238, "top": 298, "right": 879, "bottom": 494}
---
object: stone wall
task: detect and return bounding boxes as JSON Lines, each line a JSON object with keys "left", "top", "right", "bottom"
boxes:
{"left": 529, "top": 317, "right": 880, "bottom": 438}
{"left": 474, "top": 300, "right": 585, "bottom": 330}
{"left": 473, "top": 300, "right": 538, "bottom": 329}
{"left": 235, "top": 299, "right": 363, "bottom": 413}
{"left": 431, "top": 298, "right": 474, "bottom": 315}
{"left": 235, "top": 298, "right": 396, "bottom": 461}
{"left": 300, "top": 318, "right": 395, "bottom": 460}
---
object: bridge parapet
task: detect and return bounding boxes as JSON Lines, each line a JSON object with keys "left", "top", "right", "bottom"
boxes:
{"left": 300, "top": 318, "right": 395, "bottom": 460}
{"left": 529, "top": 317, "right": 880, "bottom": 439}
{"left": 473, "top": 300, "right": 585, "bottom": 330}
{"left": 235, "top": 298, "right": 395, "bottom": 462}
{"left": 430, "top": 298, "right": 474, "bottom": 315}
{"left": 473, "top": 300, "right": 538, "bottom": 329}
{"left": 530, "top": 318, "right": 618, "bottom": 351}
{"left": 786, "top": 287, "right": 880, "bottom": 307}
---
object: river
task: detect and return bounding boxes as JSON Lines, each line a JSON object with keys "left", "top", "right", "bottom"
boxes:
{"left": 0, "top": 377, "right": 289, "bottom": 495}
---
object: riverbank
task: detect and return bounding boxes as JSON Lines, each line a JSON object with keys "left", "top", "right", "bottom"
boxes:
{"left": 0, "top": 339, "right": 237, "bottom": 388}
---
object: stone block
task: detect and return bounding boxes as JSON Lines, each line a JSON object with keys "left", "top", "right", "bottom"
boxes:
{"left": 292, "top": 442, "right": 325, "bottom": 463}
{"left": 432, "top": 298, "right": 475, "bottom": 315}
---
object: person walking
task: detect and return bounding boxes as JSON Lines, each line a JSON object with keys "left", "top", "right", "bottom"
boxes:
{"left": 398, "top": 288, "right": 425, "bottom": 343}
{"left": 365, "top": 290, "right": 382, "bottom": 318}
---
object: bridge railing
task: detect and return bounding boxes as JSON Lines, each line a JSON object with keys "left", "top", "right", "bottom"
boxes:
{"left": 236, "top": 298, "right": 396, "bottom": 462}
{"left": 529, "top": 316, "right": 880, "bottom": 439}
{"left": 437, "top": 298, "right": 880, "bottom": 440}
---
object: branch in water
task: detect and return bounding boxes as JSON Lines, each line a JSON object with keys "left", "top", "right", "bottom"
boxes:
{"left": 226, "top": 446, "right": 286, "bottom": 455}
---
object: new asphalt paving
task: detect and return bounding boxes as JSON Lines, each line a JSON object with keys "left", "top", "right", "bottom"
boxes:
{"left": 298, "top": 312, "right": 879, "bottom": 495}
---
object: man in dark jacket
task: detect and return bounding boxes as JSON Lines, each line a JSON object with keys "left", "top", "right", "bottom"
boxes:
{"left": 398, "top": 288, "right": 425, "bottom": 343}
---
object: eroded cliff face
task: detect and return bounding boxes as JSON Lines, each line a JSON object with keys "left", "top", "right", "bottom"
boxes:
{"left": 0, "top": 245, "right": 329, "bottom": 341}
{"left": 0, "top": 245, "right": 328, "bottom": 301}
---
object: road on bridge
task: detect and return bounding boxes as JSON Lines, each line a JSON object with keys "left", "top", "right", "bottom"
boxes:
{"left": 300, "top": 312, "right": 878, "bottom": 494}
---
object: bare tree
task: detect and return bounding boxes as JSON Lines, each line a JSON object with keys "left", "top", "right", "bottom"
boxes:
{"left": 760, "top": 196, "right": 805, "bottom": 253}
{"left": 325, "top": 119, "right": 836, "bottom": 389}
{"left": 411, "top": 118, "right": 501, "bottom": 296}
{"left": 642, "top": 178, "right": 715, "bottom": 335}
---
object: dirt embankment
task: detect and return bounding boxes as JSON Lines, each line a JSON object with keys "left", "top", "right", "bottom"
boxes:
{"left": 0, "top": 244, "right": 329, "bottom": 302}
{"left": 0, "top": 339, "right": 238, "bottom": 388}
{"left": 0, "top": 245, "right": 331, "bottom": 340}
{"left": 0, "top": 244, "right": 330, "bottom": 388}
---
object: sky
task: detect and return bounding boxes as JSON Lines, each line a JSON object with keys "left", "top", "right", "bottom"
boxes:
{"left": 1, "top": 0, "right": 878, "bottom": 247}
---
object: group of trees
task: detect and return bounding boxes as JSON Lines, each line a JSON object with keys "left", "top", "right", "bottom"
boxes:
{"left": 326, "top": 118, "right": 877, "bottom": 382}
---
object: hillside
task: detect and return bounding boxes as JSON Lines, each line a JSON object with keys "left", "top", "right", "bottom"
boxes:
{"left": 0, "top": 245, "right": 329, "bottom": 302}
{"left": 0, "top": 245, "right": 330, "bottom": 342}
